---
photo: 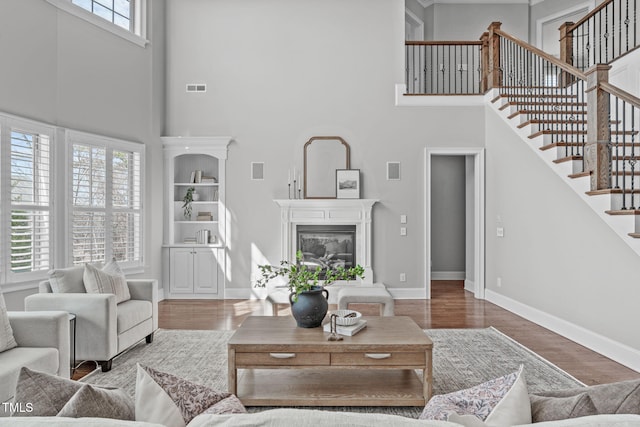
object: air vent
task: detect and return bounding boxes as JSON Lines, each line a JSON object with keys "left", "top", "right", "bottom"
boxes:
{"left": 251, "top": 162, "right": 265, "bottom": 180}
{"left": 186, "top": 84, "right": 207, "bottom": 93}
{"left": 387, "top": 162, "right": 401, "bottom": 180}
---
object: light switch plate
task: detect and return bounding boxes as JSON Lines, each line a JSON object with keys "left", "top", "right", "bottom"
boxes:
{"left": 400, "top": 214, "right": 407, "bottom": 224}
{"left": 400, "top": 227, "right": 407, "bottom": 236}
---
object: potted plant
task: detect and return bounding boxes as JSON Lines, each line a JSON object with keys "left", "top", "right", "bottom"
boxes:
{"left": 182, "top": 187, "right": 196, "bottom": 220}
{"left": 255, "top": 251, "right": 365, "bottom": 328}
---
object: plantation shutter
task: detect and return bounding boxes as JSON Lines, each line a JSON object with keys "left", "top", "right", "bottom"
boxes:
{"left": 9, "top": 130, "right": 52, "bottom": 275}
{"left": 111, "top": 150, "right": 142, "bottom": 263}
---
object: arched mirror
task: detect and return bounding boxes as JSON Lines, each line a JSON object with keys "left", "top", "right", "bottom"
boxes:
{"left": 304, "top": 136, "right": 350, "bottom": 199}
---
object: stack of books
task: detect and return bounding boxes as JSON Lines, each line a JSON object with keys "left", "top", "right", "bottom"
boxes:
{"left": 323, "top": 319, "right": 367, "bottom": 336}
{"left": 201, "top": 176, "right": 217, "bottom": 183}
{"left": 183, "top": 237, "right": 197, "bottom": 244}
{"left": 196, "top": 211, "right": 213, "bottom": 221}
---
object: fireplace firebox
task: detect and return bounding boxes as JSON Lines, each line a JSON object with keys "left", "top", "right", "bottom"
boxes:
{"left": 297, "top": 225, "right": 356, "bottom": 277}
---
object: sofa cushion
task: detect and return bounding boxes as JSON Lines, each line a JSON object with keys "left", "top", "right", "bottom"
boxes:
{"left": 420, "top": 365, "right": 531, "bottom": 426}
{"left": 84, "top": 261, "right": 130, "bottom": 304}
{"left": 135, "top": 364, "right": 246, "bottom": 427}
{"left": 0, "top": 293, "right": 18, "bottom": 353}
{"left": 529, "top": 392, "right": 598, "bottom": 422}
{"left": 48, "top": 266, "right": 85, "bottom": 294}
{"left": 0, "top": 348, "right": 58, "bottom": 404}
{"left": 12, "top": 367, "right": 133, "bottom": 420}
{"left": 117, "top": 300, "right": 152, "bottom": 333}
{"left": 530, "top": 378, "right": 640, "bottom": 418}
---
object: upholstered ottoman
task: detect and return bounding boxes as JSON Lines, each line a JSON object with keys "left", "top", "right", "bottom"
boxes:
{"left": 337, "top": 286, "right": 394, "bottom": 316}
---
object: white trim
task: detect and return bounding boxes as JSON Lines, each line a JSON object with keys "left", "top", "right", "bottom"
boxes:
{"left": 464, "top": 279, "right": 474, "bottom": 292}
{"left": 425, "top": 147, "right": 485, "bottom": 300}
{"left": 417, "top": 0, "right": 433, "bottom": 7}
{"left": 44, "top": 0, "right": 149, "bottom": 48}
{"left": 395, "top": 84, "right": 485, "bottom": 107}
{"left": 425, "top": 0, "right": 529, "bottom": 3}
{"left": 405, "top": 8, "right": 424, "bottom": 41}
{"left": 535, "top": 1, "right": 594, "bottom": 50}
{"left": 387, "top": 287, "right": 425, "bottom": 299}
{"left": 486, "top": 289, "right": 640, "bottom": 372}
{"left": 431, "top": 271, "right": 466, "bottom": 280}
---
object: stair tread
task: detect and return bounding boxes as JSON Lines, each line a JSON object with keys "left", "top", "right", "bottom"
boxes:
{"left": 606, "top": 209, "right": 640, "bottom": 215}
{"left": 500, "top": 102, "right": 586, "bottom": 111}
{"left": 529, "top": 130, "right": 637, "bottom": 139}
{"left": 507, "top": 110, "right": 587, "bottom": 119}
{"left": 553, "top": 156, "right": 583, "bottom": 164}
{"left": 540, "top": 142, "right": 583, "bottom": 150}
{"left": 587, "top": 188, "right": 640, "bottom": 195}
{"left": 628, "top": 233, "right": 640, "bottom": 238}
{"left": 569, "top": 171, "right": 591, "bottom": 179}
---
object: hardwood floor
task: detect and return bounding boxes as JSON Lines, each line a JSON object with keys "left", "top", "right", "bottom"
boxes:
{"left": 158, "top": 280, "right": 639, "bottom": 386}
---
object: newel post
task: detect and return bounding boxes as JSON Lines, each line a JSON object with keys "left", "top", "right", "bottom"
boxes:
{"left": 487, "top": 22, "right": 502, "bottom": 90}
{"left": 480, "top": 31, "right": 489, "bottom": 92}
{"left": 584, "top": 64, "right": 612, "bottom": 191}
{"left": 559, "top": 22, "right": 575, "bottom": 87}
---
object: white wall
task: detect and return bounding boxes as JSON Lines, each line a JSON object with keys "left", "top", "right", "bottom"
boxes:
{"left": 485, "top": 107, "right": 640, "bottom": 351}
{"left": 0, "top": 0, "right": 165, "bottom": 306}
{"left": 432, "top": 3, "right": 529, "bottom": 41}
{"left": 165, "top": 0, "right": 485, "bottom": 295}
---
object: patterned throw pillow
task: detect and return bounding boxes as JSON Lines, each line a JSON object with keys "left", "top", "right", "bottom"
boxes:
{"left": 419, "top": 365, "right": 531, "bottom": 426}
{"left": 0, "top": 292, "right": 18, "bottom": 353}
{"left": 83, "top": 260, "right": 131, "bottom": 303}
{"left": 12, "top": 367, "right": 134, "bottom": 420}
{"left": 135, "top": 364, "right": 246, "bottom": 427}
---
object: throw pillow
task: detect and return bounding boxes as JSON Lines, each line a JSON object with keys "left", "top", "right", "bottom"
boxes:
{"left": 12, "top": 367, "right": 133, "bottom": 420}
{"left": 530, "top": 392, "right": 598, "bottom": 422}
{"left": 57, "top": 384, "right": 134, "bottom": 420}
{"left": 0, "top": 292, "right": 18, "bottom": 353}
{"left": 419, "top": 365, "right": 531, "bottom": 427}
{"left": 83, "top": 261, "right": 131, "bottom": 303}
{"left": 135, "top": 364, "right": 246, "bottom": 427}
{"left": 48, "top": 266, "right": 86, "bottom": 293}
{"left": 531, "top": 378, "right": 640, "bottom": 416}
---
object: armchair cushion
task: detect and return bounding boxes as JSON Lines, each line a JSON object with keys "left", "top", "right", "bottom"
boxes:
{"left": 0, "top": 293, "right": 17, "bottom": 353}
{"left": 83, "top": 261, "right": 131, "bottom": 304}
{"left": 118, "top": 300, "right": 152, "bottom": 333}
{"left": 48, "top": 266, "right": 85, "bottom": 293}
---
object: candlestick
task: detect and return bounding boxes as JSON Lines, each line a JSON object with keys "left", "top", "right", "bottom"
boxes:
{"left": 288, "top": 183, "right": 291, "bottom": 199}
{"left": 293, "top": 179, "right": 297, "bottom": 199}
{"left": 288, "top": 169, "right": 291, "bottom": 185}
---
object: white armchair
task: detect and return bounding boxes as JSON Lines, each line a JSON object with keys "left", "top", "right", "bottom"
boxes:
{"left": 0, "top": 311, "right": 70, "bottom": 410}
{"left": 25, "top": 278, "right": 158, "bottom": 372}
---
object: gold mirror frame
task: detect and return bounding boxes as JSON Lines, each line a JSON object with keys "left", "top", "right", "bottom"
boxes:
{"left": 303, "top": 136, "right": 351, "bottom": 199}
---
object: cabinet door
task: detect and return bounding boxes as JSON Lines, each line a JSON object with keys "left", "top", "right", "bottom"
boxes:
{"left": 193, "top": 248, "right": 218, "bottom": 294}
{"left": 170, "top": 248, "right": 194, "bottom": 293}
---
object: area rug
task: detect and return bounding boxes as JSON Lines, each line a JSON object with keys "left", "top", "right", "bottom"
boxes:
{"left": 82, "top": 327, "right": 584, "bottom": 418}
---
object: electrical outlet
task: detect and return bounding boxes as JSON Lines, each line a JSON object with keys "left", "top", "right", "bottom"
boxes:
{"left": 400, "top": 227, "right": 407, "bottom": 236}
{"left": 497, "top": 277, "right": 502, "bottom": 288}
{"left": 497, "top": 227, "right": 504, "bottom": 237}
{"left": 400, "top": 273, "right": 406, "bottom": 282}
{"left": 400, "top": 214, "right": 407, "bottom": 224}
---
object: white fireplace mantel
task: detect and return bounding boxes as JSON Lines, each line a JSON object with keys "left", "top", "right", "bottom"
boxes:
{"left": 274, "top": 199, "right": 378, "bottom": 283}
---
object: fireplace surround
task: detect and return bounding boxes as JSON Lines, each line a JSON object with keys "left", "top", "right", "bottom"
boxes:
{"left": 274, "top": 199, "right": 378, "bottom": 284}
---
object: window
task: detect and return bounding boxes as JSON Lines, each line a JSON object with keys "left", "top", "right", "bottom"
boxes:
{"left": 69, "top": 132, "right": 143, "bottom": 269}
{"left": 72, "top": 0, "right": 132, "bottom": 31}
{"left": 0, "top": 115, "right": 54, "bottom": 284}
{"left": 45, "top": 0, "right": 147, "bottom": 47}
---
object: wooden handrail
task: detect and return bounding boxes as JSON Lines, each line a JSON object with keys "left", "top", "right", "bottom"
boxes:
{"left": 567, "top": 0, "right": 613, "bottom": 32}
{"left": 600, "top": 81, "right": 640, "bottom": 109}
{"left": 494, "top": 29, "right": 587, "bottom": 81}
{"left": 405, "top": 41, "right": 483, "bottom": 46}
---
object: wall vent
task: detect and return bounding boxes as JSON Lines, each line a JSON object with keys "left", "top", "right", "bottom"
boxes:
{"left": 387, "top": 162, "right": 401, "bottom": 180}
{"left": 251, "top": 162, "right": 264, "bottom": 180}
{"left": 186, "top": 84, "right": 207, "bottom": 93}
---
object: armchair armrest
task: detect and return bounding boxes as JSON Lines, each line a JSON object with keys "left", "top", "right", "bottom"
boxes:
{"left": 24, "top": 293, "right": 117, "bottom": 362}
{"left": 8, "top": 311, "right": 70, "bottom": 379}
{"left": 127, "top": 279, "right": 158, "bottom": 332}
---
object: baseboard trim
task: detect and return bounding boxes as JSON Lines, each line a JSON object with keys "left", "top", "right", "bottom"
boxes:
{"left": 464, "top": 279, "right": 474, "bottom": 293}
{"left": 431, "top": 271, "right": 466, "bottom": 280}
{"left": 387, "top": 287, "right": 426, "bottom": 299}
{"left": 224, "top": 288, "right": 258, "bottom": 300}
{"left": 485, "top": 289, "right": 640, "bottom": 372}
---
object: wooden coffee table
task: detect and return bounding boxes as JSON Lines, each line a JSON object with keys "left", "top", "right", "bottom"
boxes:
{"left": 228, "top": 316, "right": 432, "bottom": 406}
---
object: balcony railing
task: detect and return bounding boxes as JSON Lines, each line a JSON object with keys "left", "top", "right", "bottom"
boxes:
{"left": 561, "top": 0, "right": 639, "bottom": 71}
{"left": 405, "top": 41, "right": 483, "bottom": 95}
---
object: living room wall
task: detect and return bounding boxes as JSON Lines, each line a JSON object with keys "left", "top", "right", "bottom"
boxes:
{"left": 485, "top": 107, "right": 640, "bottom": 362}
{"left": 0, "top": 0, "right": 165, "bottom": 307}
{"left": 164, "top": 0, "right": 485, "bottom": 296}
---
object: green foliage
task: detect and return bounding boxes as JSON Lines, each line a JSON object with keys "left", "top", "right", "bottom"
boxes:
{"left": 182, "top": 187, "right": 195, "bottom": 219}
{"left": 255, "top": 250, "right": 365, "bottom": 300}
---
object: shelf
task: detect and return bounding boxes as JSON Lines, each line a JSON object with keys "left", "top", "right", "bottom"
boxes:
{"left": 174, "top": 182, "right": 219, "bottom": 186}
{"left": 174, "top": 220, "right": 218, "bottom": 224}
{"left": 174, "top": 201, "right": 218, "bottom": 204}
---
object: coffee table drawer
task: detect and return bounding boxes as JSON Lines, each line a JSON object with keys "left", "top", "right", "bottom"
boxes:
{"left": 332, "top": 352, "right": 425, "bottom": 366}
{"left": 236, "top": 352, "right": 330, "bottom": 366}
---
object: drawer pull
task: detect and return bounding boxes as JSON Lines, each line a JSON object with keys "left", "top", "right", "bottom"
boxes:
{"left": 365, "top": 353, "right": 392, "bottom": 359}
{"left": 269, "top": 353, "right": 296, "bottom": 359}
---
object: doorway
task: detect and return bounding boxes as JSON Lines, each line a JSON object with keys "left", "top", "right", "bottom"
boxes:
{"left": 424, "top": 148, "right": 485, "bottom": 299}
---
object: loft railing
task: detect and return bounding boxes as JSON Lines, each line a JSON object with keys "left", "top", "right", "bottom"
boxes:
{"left": 405, "top": 41, "right": 483, "bottom": 94}
{"left": 560, "top": 0, "right": 639, "bottom": 71}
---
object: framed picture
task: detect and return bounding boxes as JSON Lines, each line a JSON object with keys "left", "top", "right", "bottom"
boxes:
{"left": 336, "top": 169, "right": 360, "bottom": 199}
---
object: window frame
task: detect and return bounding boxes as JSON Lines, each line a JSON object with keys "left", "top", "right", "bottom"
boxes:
{"left": 45, "top": 0, "right": 148, "bottom": 48}
{"left": 66, "top": 130, "right": 145, "bottom": 273}
{"left": 0, "top": 114, "right": 57, "bottom": 286}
